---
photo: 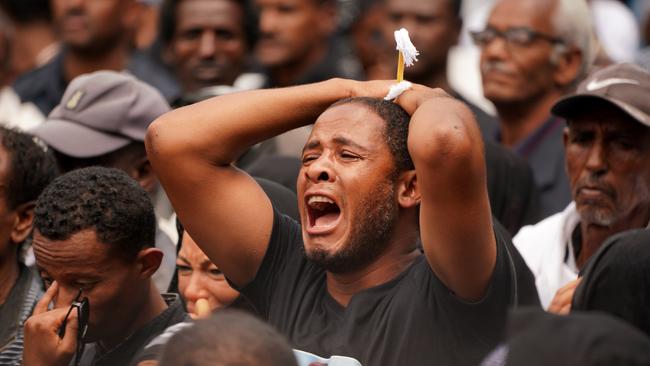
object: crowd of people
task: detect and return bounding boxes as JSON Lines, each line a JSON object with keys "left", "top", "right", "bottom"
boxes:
{"left": 0, "top": 0, "right": 649, "bottom": 365}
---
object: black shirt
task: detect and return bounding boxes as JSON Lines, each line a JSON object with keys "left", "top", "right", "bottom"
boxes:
{"left": 238, "top": 210, "right": 539, "bottom": 366}
{"left": 77, "top": 294, "right": 189, "bottom": 366}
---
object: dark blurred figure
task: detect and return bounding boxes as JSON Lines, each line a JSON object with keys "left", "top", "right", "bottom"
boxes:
{"left": 349, "top": 0, "right": 392, "bottom": 80}
{"left": 12, "top": 0, "right": 180, "bottom": 115}
{"left": 473, "top": 0, "right": 596, "bottom": 217}
{"left": 514, "top": 63, "right": 650, "bottom": 310}
{"left": 30, "top": 71, "right": 178, "bottom": 293}
{"left": 0, "top": 0, "right": 58, "bottom": 81}
{"left": 255, "top": 0, "right": 362, "bottom": 87}
{"left": 384, "top": 0, "right": 501, "bottom": 137}
{"left": 572, "top": 229, "right": 650, "bottom": 337}
{"left": 159, "top": 0, "right": 263, "bottom": 102}
{"left": 481, "top": 309, "right": 650, "bottom": 366}
{"left": 0, "top": 127, "right": 58, "bottom": 366}
{"left": 159, "top": 310, "right": 298, "bottom": 366}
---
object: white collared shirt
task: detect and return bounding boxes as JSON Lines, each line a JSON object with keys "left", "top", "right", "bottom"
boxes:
{"left": 513, "top": 203, "right": 581, "bottom": 309}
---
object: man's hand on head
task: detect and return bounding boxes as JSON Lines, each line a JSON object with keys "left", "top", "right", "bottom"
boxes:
{"left": 23, "top": 281, "right": 78, "bottom": 366}
{"left": 548, "top": 278, "right": 582, "bottom": 315}
{"left": 393, "top": 84, "right": 451, "bottom": 116}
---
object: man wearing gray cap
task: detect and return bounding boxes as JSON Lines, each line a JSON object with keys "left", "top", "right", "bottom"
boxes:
{"left": 31, "top": 70, "right": 178, "bottom": 294}
{"left": 513, "top": 63, "right": 650, "bottom": 311}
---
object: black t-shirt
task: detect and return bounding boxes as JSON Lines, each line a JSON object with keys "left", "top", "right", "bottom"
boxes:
{"left": 238, "top": 210, "right": 539, "bottom": 366}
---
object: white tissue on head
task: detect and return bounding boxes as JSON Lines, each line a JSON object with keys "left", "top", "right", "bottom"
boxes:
{"left": 384, "top": 81, "right": 413, "bottom": 101}
{"left": 394, "top": 28, "right": 419, "bottom": 66}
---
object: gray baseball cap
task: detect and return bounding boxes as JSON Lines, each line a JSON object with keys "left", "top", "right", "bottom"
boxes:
{"left": 32, "top": 70, "right": 170, "bottom": 158}
{"left": 552, "top": 63, "right": 650, "bottom": 127}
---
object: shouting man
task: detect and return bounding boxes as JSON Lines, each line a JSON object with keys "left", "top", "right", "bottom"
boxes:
{"left": 146, "top": 79, "right": 538, "bottom": 365}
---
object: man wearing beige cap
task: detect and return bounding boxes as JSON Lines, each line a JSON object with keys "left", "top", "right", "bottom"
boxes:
{"left": 31, "top": 70, "right": 177, "bottom": 293}
{"left": 513, "top": 63, "right": 650, "bottom": 311}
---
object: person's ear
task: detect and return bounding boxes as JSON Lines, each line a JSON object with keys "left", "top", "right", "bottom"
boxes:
{"left": 136, "top": 247, "right": 163, "bottom": 279}
{"left": 131, "top": 158, "right": 158, "bottom": 193}
{"left": 11, "top": 202, "right": 35, "bottom": 244}
{"left": 553, "top": 46, "right": 583, "bottom": 87}
{"left": 396, "top": 170, "right": 420, "bottom": 209}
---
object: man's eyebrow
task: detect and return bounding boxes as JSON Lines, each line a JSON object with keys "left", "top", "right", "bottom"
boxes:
{"left": 177, "top": 256, "right": 190, "bottom": 264}
{"left": 332, "top": 136, "right": 369, "bottom": 152}
{"left": 303, "top": 140, "right": 321, "bottom": 153}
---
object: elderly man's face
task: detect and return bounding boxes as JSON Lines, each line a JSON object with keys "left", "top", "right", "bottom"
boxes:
{"left": 479, "top": 0, "right": 562, "bottom": 105}
{"left": 565, "top": 105, "right": 650, "bottom": 227}
{"left": 169, "top": 0, "right": 247, "bottom": 92}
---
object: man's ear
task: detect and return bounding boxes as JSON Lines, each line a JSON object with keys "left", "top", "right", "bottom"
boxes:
{"left": 396, "top": 170, "right": 420, "bottom": 209}
{"left": 130, "top": 158, "right": 158, "bottom": 193}
{"left": 11, "top": 202, "right": 35, "bottom": 244}
{"left": 136, "top": 247, "right": 163, "bottom": 279}
{"left": 553, "top": 47, "right": 583, "bottom": 87}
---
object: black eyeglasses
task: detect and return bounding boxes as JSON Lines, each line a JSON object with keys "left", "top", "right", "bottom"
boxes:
{"left": 57, "top": 289, "right": 90, "bottom": 366}
{"left": 470, "top": 27, "right": 564, "bottom": 48}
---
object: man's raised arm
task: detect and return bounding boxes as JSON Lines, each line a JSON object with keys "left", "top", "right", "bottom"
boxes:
{"left": 400, "top": 86, "right": 497, "bottom": 302}
{"left": 146, "top": 79, "right": 391, "bottom": 287}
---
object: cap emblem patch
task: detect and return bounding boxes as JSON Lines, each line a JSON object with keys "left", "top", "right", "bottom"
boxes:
{"left": 66, "top": 90, "right": 85, "bottom": 110}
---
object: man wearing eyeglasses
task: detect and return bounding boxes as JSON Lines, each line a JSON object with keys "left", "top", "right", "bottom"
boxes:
{"left": 471, "top": 0, "right": 596, "bottom": 218}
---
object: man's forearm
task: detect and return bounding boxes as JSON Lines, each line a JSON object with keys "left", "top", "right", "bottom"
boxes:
{"left": 147, "top": 78, "right": 355, "bottom": 165}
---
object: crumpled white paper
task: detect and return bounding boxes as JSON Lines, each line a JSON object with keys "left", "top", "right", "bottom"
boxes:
{"left": 394, "top": 28, "right": 419, "bottom": 66}
{"left": 384, "top": 81, "right": 412, "bottom": 101}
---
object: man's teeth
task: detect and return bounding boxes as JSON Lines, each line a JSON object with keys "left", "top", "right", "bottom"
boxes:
{"left": 308, "top": 195, "right": 335, "bottom": 206}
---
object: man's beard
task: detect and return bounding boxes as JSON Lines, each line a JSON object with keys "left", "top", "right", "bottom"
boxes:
{"left": 306, "top": 179, "right": 399, "bottom": 274}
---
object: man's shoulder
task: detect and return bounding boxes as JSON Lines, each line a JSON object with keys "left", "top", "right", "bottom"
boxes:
{"left": 12, "top": 57, "right": 63, "bottom": 115}
{"left": 13, "top": 59, "right": 60, "bottom": 99}
{"left": 513, "top": 203, "right": 577, "bottom": 266}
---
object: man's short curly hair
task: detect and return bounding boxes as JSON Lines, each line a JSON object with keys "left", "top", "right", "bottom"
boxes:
{"left": 34, "top": 167, "right": 155, "bottom": 260}
{"left": 329, "top": 97, "right": 414, "bottom": 173}
{"left": 0, "top": 126, "right": 58, "bottom": 210}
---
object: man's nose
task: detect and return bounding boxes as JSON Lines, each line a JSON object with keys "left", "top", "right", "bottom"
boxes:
{"left": 259, "top": 9, "right": 280, "bottom": 34}
{"left": 304, "top": 156, "right": 336, "bottom": 183}
{"left": 198, "top": 31, "right": 217, "bottom": 59}
{"left": 585, "top": 142, "right": 608, "bottom": 174}
{"left": 55, "top": 286, "right": 82, "bottom": 309}
{"left": 481, "top": 33, "right": 509, "bottom": 62}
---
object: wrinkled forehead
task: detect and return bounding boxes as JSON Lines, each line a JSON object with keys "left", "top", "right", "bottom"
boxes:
{"left": 306, "top": 104, "right": 386, "bottom": 148}
{"left": 33, "top": 230, "right": 114, "bottom": 275}
{"left": 489, "top": 0, "right": 555, "bottom": 31}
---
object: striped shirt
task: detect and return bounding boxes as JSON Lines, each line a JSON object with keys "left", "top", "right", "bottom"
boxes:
{"left": 0, "top": 266, "right": 43, "bottom": 366}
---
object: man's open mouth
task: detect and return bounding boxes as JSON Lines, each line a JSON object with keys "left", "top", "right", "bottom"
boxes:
{"left": 306, "top": 195, "right": 341, "bottom": 232}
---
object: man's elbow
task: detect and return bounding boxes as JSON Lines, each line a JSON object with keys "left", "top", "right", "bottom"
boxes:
{"left": 145, "top": 113, "right": 178, "bottom": 164}
{"left": 409, "top": 122, "right": 480, "bottom": 171}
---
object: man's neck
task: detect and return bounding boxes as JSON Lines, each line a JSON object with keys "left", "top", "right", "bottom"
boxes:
{"left": 99, "top": 282, "right": 167, "bottom": 350}
{"left": 577, "top": 206, "right": 650, "bottom": 269}
{"left": 63, "top": 46, "right": 129, "bottom": 84}
{"left": 326, "top": 227, "right": 420, "bottom": 307}
{"left": 0, "top": 254, "right": 20, "bottom": 305}
{"left": 269, "top": 45, "right": 328, "bottom": 88}
{"left": 495, "top": 90, "right": 562, "bottom": 147}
